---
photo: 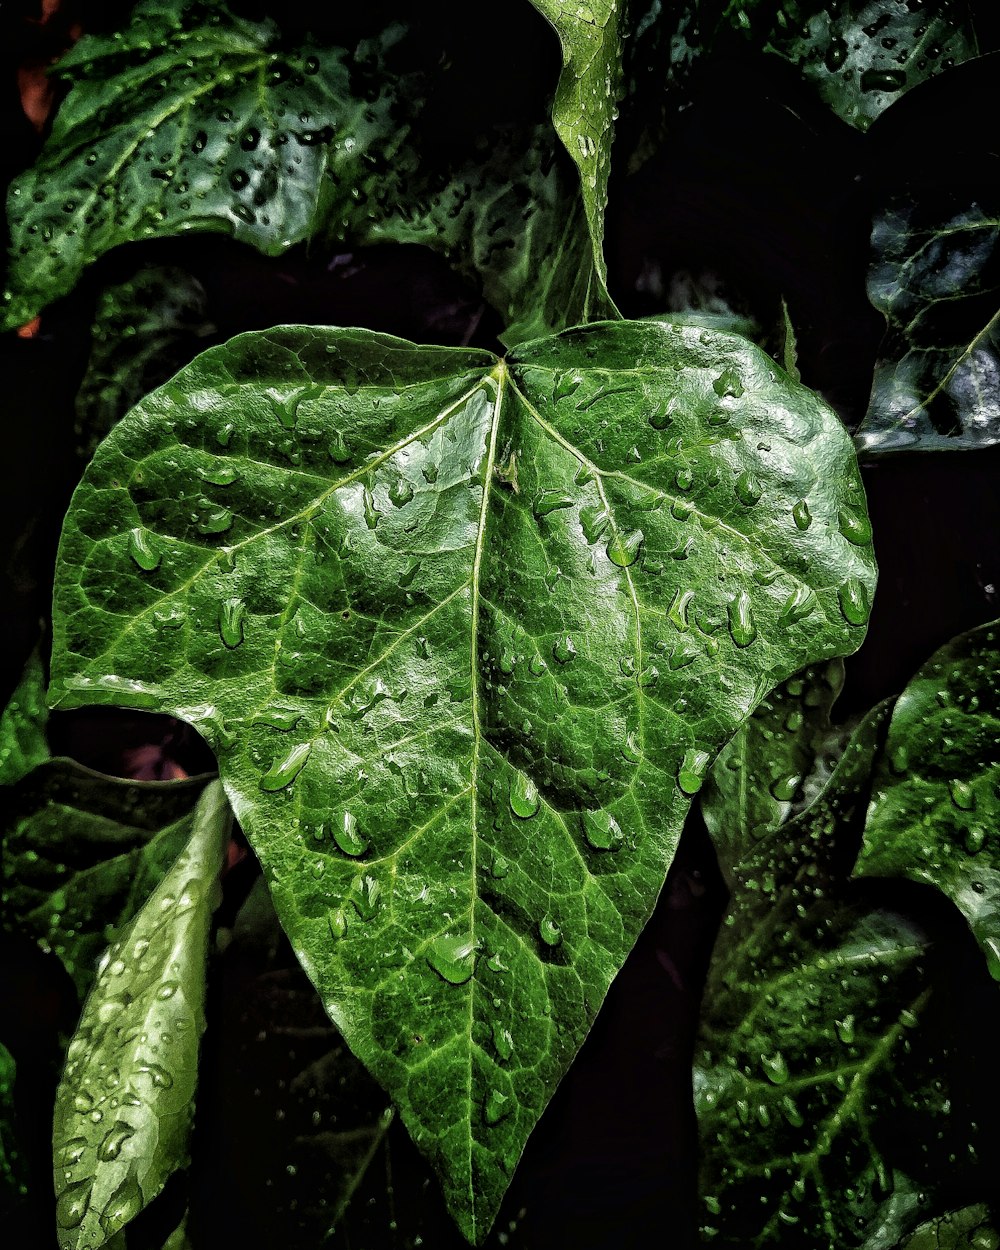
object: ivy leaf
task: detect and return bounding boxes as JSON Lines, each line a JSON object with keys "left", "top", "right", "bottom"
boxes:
{"left": 2, "top": 0, "right": 407, "bottom": 332}
{"left": 75, "top": 267, "right": 216, "bottom": 461}
{"left": 0, "top": 649, "right": 50, "bottom": 787}
{"left": 51, "top": 780, "right": 231, "bottom": 1250}
{"left": 2, "top": 761, "right": 214, "bottom": 997}
{"left": 856, "top": 198, "right": 1000, "bottom": 454}
{"left": 49, "top": 320, "right": 875, "bottom": 1241}
{"left": 855, "top": 621, "right": 1000, "bottom": 978}
{"left": 524, "top": 0, "right": 623, "bottom": 317}
{"left": 701, "top": 659, "right": 844, "bottom": 885}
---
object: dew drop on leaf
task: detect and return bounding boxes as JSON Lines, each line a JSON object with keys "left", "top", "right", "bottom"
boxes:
{"left": 218, "top": 597, "right": 246, "bottom": 648}
{"left": 734, "top": 471, "right": 763, "bottom": 507}
{"left": 678, "top": 748, "right": 711, "bottom": 795}
{"left": 333, "top": 810, "right": 369, "bottom": 857}
{"left": 56, "top": 1178, "right": 90, "bottom": 1230}
{"left": 97, "top": 1120, "right": 135, "bottom": 1162}
{"left": 509, "top": 772, "right": 540, "bottom": 819}
{"left": 792, "top": 499, "right": 812, "bottom": 530}
{"left": 127, "top": 526, "right": 162, "bottom": 571}
{"left": 427, "top": 934, "right": 476, "bottom": 985}
{"left": 484, "top": 1090, "right": 511, "bottom": 1125}
{"left": 582, "top": 809, "right": 623, "bottom": 851}
{"left": 838, "top": 506, "right": 873, "bottom": 546}
{"left": 99, "top": 1171, "right": 143, "bottom": 1238}
{"left": 552, "top": 635, "right": 577, "bottom": 664}
{"left": 727, "top": 590, "right": 757, "bottom": 647}
{"left": 538, "top": 915, "right": 562, "bottom": 947}
{"left": 606, "top": 528, "right": 643, "bottom": 567}
{"left": 838, "top": 578, "right": 871, "bottom": 626}
{"left": 259, "top": 742, "right": 311, "bottom": 792}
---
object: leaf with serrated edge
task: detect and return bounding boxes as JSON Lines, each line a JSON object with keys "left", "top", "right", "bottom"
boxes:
{"left": 52, "top": 781, "right": 231, "bottom": 1250}
{"left": 50, "top": 320, "right": 875, "bottom": 1241}
{"left": 855, "top": 620, "right": 1000, "bottom": 976}
{"left": 0, "top": 649, "right": 50, "bottom": 787}
{"left": 702, "top": 659, "right": 844, "bottom": 885}
{"left": 857, "top": 199, "right": 1000, "bottom": 453}
{"left": 526, "top": 0, "right": 622, "bottom": 318}
{"left": 3, "top": 762, "right": 212, "bottom": 997}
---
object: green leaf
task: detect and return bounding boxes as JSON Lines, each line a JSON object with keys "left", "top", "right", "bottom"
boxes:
{"left": 855, "top": 621, "right": 1000, "bottom": 977}
{"left": 2, "top": 0, "right": 406, "bottom": 332}
{"left": 701, "top": 659, "right": 844, "bottom": 885}
{"left": 49, "top": 319, "right": 875, "bottom": 1241}
{"left": 525, "top": 0, "right": 623, "bottom": 317}
{"left": 52, "top": 780, "right": 231, "bottom": 1250}
{"left": 0, "top": 1042, "right": 28, "bottom": 1220}
{"left": 893, "top": 1205, "right": 999, "bottom": 1250}
{"left": 2, "top": 762, "right": 214, "bottom": 997}
{"left": 856, "top": 199, "right": 1000, "bottom": 454}
{"left": 0, "top": 649, "right": 50, "bottom": 787}
{"left": 75, "top": 267, "right": 216, "bottom": 461}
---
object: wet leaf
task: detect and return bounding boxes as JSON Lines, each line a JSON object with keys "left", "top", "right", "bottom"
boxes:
{"left": 2, "top": 761, "right": 214, "bottom": 998}
{"left": 49, "top": 319, "right": 875, "bottom": 1241}
{"left": 51, "top": 780, "right": 231, "bottom": 1250}
{"left": 526, "top": 0, "right": 623, "bottom": 318}
{"left": 0, "top": 649, "right": 50, "bottom": 787}
{"left": 890, "top": 1204, "right": 999, "bottom": 1250}
{"left": 857, "top": 198, "right": 1000, "bottom": 454}
{"left": 855, "top": 621, "right": 1000, "bottom": 977}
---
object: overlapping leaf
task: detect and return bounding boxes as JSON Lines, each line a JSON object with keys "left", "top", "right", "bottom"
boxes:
{"left": 52, "top": 781, "right": 231, "bottom": 1250}
{"left": 855, "top": 621, "right": 1000, "bottom": 976}
{"left": 0, "top": 649, "right": 50, "bottom": 787}
{"left": 49, "top": 319, "right": 875, "bottom": 1240}
{"left": 857, "top": 198, "right": 1000, "bottom": 453}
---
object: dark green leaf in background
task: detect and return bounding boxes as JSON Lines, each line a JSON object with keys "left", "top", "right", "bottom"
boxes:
{"left": 1, "top": 1043, "right": 28, "bottom": 1221}
{"left": 857, "top": 198, "right": 1000, "bottom": 454}
{"left": 855, "top": 621, "right": 1000, "bottom": 978}
{"left": 891, "top": 1205, "right": 999, "bottom": 1250}
{"left": 0, "top": 649, "right": 50, "bottom": 788}
{"left": 52, "top": 780, "right": 231, "bottom": 1250}
{"left": 3, "top": 763, "right": 214, "bottom": 998}
{"left": 49, "top": 320, "right": 875, "bottom": 1239}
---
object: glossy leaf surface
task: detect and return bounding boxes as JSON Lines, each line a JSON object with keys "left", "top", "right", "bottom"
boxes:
{"left": 50, "top": 320, "right": 875, "bottom": 1240}
{"left": 52, "top": 780, "right": 231, "bottom": 1250}
{"left": 3, "top": 762, "right": 212, "bottom": 997}
{"left": 857, "top": 198, "right": 1000, "bottom": 453}
{"left": 701, "top": 659, "right": 844, "bottom": 884}
{"left": 0, "top": 649, "right": 50, "bottom": 787}
{"left": 855, "top": 621, "right": 1000, "bottom": 976}
{"left": 527, "top": 0, "right": 622, "bottom": 315}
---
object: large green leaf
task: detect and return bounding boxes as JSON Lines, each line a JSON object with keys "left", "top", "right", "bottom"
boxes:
{"left": 523, "top": 0, "right": 623, "bottom": 318}
{"left": 0, "top": 649, "right": 50, "bottom": 787}
{"left": 701, "top": 659, "right": 844, "bottom": 885}
{"left": 49, "top": 319, "right": 875, "bottom": 1241}
{"left": 52, "top": 780, "right": 231, "bottom": 1250}
{"left": 856, "top": 198, "right": 1000, "bottom": 454}
{"left": 855, "top": 621, "right": 1000, "bottom": 977}
{"left": 2, "top": 0, "right": 407, "bottom": 332}
{"left": 2, "top": 761, "right": 213, "bottom": 997}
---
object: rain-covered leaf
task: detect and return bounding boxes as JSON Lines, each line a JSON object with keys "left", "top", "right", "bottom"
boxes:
{"left": 855, "top": 621, "right": 1000, "bottom": 977}
{"left": 891, "top": 1204, "right": 999, "bottom": 1250}
{"left": 0, "top": 650, "right": 50, "bottom": 787}
{"left": 49, "top": 319, "right": 875, "bottom": 1241}
{"left": 75, "top": 267, "right": 216, "bottom": 461}
{"left": 52, "top": 780, "right": 231, "bottom": 1250}
{"left": 856, "top": 198, "right": 1000, "bottom": 454}
{"left": 2, "top": 0, "right": 409, "bottom": 332}
{"left": 701, "top": 659, "right": 844, "bottom": 884}
{"left": 2, "top": 761, "right": 213, "bottom": 997}
{"left": 526, "top": 0, "right": 623, "bottom": 318}
{"left": 0, "top": 1043, "right": 27, "bottom": 1220}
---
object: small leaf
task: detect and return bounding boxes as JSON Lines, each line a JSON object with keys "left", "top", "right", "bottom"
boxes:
{"left": 52, "top": 781, "right": 231, "bottom": 1250}
{"left": 855, "top": 621, "right": 1000, "bottom": 977}
{"left": 50, "top": 320, "right": 875, "bottom": 1241}
{"left": 857, "top": 199, "right": 1000, "bottom": 453}
{"left": 527, "top": 0, "right": 623, "bottom": 317}
{"left": 0, "top": 649, "right": 50, "bottom": 787}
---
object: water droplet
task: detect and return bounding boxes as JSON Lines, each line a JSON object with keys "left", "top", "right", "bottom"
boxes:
{"left": 156, "top": 981, "right": 179, "bottom": 1000}
{"left": 727, "top": 591, "right": 757, "bottom": 647}
{"left": 427, "top": 934, "right": 476, "bottom": 985}
{"left": 197, "top": 506, "right": 233, "bottom": 535}
{"left": 781, "top": 1095, "right": 804, "bottom": 1127}
{"left": 56, "top": 1137, "right": 88, "bottom": 1168}
{"left": 328, "top": 907, "right": 348, "bottom": 939}
{"left": 137, "top": 1062, "right": 173, "bottom": 1089}
{"left": 389, "top": 477, "right": 414, "bottom": 507}
{"left": 734, "top": 471, "right": 763, "bottom": 507}
{"left": 860, "top": 68, "right": 906, "bottom": 92}
{"left": 196, "top": 462, "right": 240, "bottom": 486}
{"left": 329, "top": 431, "right": 352, "bottom": 464}
{"left": 492, "top": 1022, "right": 514, "bottom": 1060}
{"left": 552, "top": 635, "right": 577, "bottom": 664}
{"left": 838, "top": 506, "right": 872, "bottom": 546}
{"left": 838, "top": 578, "right": 870, "bottom": 626}
{"left": 779, "top": 585, "right": 817, "bottom": 625}
{"left": 770, "top": 773, "right": 800, "bottom": 802}
{"left": 607, "top": 528, "right": 643, "bottom": 568}
{"left": 582, "top": 809, "right": 623, "bottom": 851}
{"left": 825, "top": 36, "right": 847, "bottom": 70}
{"left": 761, "top": 1051, "right": 789, "bottom": 1084}
{"left": 675, "top": 466, "right": 694, "bottom": 492}
{"left": 538, "top": 916, "right": 562, "bottom": 947}
{"left": 351, "top": 874, "right": 381, "bottom": 921}
{"left": 259, "top": 742, "right": 312, "bottom": 791}
{"left": 835, "top": 1015, "right": 856, "bottom": 1045}
{"left": 99, "top": 1171, "right": 143, "bottom": 1238}
{"left": 333, "top": 810, "right": 369, "bottom": 857}
{"left": 491, "top": 853, "right": 510, "bottom": 879}
{"left": 509, "top": 773, "right": 540, "bottom": 819}
{"left": 97, "top": 1121, "right": 135, "bottom": 1162}
{"left": 792, "top": 499, "right": 812, "bottom": 530}
{"left": 219, "top": 597, "right": 246, "bottom": 648}
{"left": 678, "top": 748, "right": 711, "bottom": 796}
{"left": 127, "top": 527, "right": 162, "bottom": 571}
{"left": 533, "top": 490, "right": 574, "bottom": 518}
{"left": 56, "top": 1179, "right": 90, "bottom": 1230}
{"left": 713, "top": 366, "right": 744, "bottom": 398}
{"left": 528, "top": 654, "right": 547, "bottom": 677}
{"left": 253, "top": 704, "right": 303, "bottom": 731}
{"left": 484, "top": 1089, "right": 511, "bottom": 1125}
{"left": 964, "top": 825, "right": 987, "bottom": 856}
{"left": 667, "top": 588, "right": 694, "bottom": 632}
{"left": 949, "top": 778, "right": 976, "bottom": 811}
{"left": 580, "top": 504, "right": 609, "bottom": 543}
{"left": 553, "top": 371, "right": 582, "bottom": 401}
